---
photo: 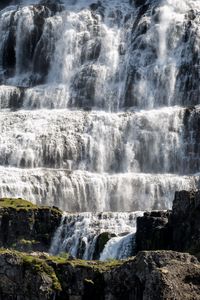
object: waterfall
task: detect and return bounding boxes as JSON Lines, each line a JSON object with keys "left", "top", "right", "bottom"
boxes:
{"left": 0, "top": 0, "right": 200, "bottom": 259}
{"left": 50, "top": 211, "right": 143, "bottom": 260}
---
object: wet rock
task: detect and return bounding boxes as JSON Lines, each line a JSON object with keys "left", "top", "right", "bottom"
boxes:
{"left": 0, "top": 0, "right": 13, "bottom": 10}
{"left": 70, "top": 65, "right": 97, "bottom": 108}
{"left": 39, "top": 0, "right": 64, "bottom": 13}
{"left": 9, "top": 86, "right": 25, "bottom": 109}
{"left": 93, "top": 232, "right": 116, "bottom": 260}
{"left": 131, "top": 0, "right": 147, "bottom": 7}
{"left": 76, "top": 238, "right": 86, "bottom": 259}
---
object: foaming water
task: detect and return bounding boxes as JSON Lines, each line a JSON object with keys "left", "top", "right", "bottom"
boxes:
{"left": 99, "top": 233, "right": 135, "bottom": 260}
{"left": 50, "top": 211, "right": 143, "bottom": 260}
{"left": 0, "top": 167, "right": 197, "bottom": 211}
{"left": 0, "top": 107, "right": 189, "bottom": 173}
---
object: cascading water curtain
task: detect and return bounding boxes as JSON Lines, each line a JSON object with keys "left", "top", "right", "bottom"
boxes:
{"left": 0, "top": 0, "right": 200, "bottom": 259}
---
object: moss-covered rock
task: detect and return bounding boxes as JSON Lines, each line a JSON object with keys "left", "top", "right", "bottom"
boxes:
{"left": 0, "top": 198, "right": 62, "bottom": 252}
{"left": 0, "top": 249, "right": 200, "bottom": 300}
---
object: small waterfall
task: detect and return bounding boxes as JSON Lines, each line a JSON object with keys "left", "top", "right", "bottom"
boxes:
{"left": 99, "top": 233, "right": 135, "bottom": 261}
{"left": 50, "top": 211, "right": 143, "bottom": 260}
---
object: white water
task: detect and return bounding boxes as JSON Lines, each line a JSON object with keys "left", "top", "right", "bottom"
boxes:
{"left": 0, "top": 0, "right": 200, "bottom": 259}
{"left": 0, "top": 107, "right": 190, "bottom": 174}
{"left": 0, "top": 167, "right": 197, "bottom": 211}
{"left": 50, "top": 211, "right": 143, "bottom": 260}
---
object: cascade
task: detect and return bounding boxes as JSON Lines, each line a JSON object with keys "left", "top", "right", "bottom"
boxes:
{"left": 0, "top": 0, "right": 200, "bottom": 259}
{"left": 50, "top": 211, "right": 143, "bottom": 260}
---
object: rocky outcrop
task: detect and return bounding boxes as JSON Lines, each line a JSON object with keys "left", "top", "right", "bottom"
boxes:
{"left": 105, "top": 251, "right": 200, "bottom": 300}
{"left": 172, "top": 190, "right": 200, "bottom": 255}
{"left": 0, "top": 249, "right": 200, "bottom": 300}
{"left": 136, "top": 211, "right": 172, "bottom": 252}
{"left": 0, "top": 198, "right": 62, "bottom": 252}
{"left": 136, "top": 190, "right": 200, "bottom": 257}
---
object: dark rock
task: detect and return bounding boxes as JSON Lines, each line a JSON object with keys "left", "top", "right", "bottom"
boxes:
{"left": 0, "top": 198, "right": 62, "bottom": 252}
{"left": 0, "top": 249, "right": 200, "bottom": 300}
{"left": 105, "top": 251, "right": 200, "bottom": 300}
{"left": 135, "top": 190, "right": 200, "bottom": 258}
{"left": 0, "top": 0, "right": 13, "bottom": 10}
{"left": 2, "top": 10, "right": 16, "bottom": 75}
{"left": 76, "top": 238, "right": 86, "bottom": 259}
{"left": 93, "top": 232, "right": 116, "bottom": 260}
{"left": 136, "top": 211, "right": 172, "bottom": 252}
{"left": 0, "top": 251, "right": 59, "bottom": 300}
{"left": 70, "top": 65, "right": 97, "bottom": 108}
{"left": 39, "top": 0, "right": 64, "bottom": 13}
{"left": 130, "top": 0, "right": 147, "bottom": 7}
{"left": 172, "top": 190, "right": 200, "bottom": 255}
{"left": 90, "top": 1, "right": 102, "bottom": 11}
{"left": 9, "top": 86, "right": 25, "bottom": 110}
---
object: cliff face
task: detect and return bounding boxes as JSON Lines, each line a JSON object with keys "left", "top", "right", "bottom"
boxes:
{"left": 135, "top": 190, "right": 200, "bottom": 257}
{"left": 0, "top": 198, "right": 62, "bottom": 252}
{"left": 0, "top": 250, "right": 200, "bottom": 300}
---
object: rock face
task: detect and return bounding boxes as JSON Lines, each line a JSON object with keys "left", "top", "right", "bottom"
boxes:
{"left": 0, "top": 250, "right": 60, "bottom": 300}
{"left": 0, "top": 250, "right": 200, "bottom": 300}
{"left": 136, "top": 211, "right": 172, "bottom": 251}
{"left": 105, "top": 251, "right": 200, "bottom": 300}
{"left": 0, "top": 198, "right": 62, "bottom": 252}
{"left": 172, "top": 190, "right": 200, "bottom": 254}
{"left": 136, "top": 190, "right": 200, "bottom": 257}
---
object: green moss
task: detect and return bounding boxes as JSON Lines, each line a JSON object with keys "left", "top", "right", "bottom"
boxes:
{"left": 47, "top": 253, "right": 123, "bottom": 271}
{"left": 10, "top": 239, "right": 40, "bottom": 251}
{"left": 22, "top": 254, "right": 62, "bottom": 291}
{"left": 0, "top": 198, "right": 62, "bottom": 217}
{"left": 0, "top": 248, "right": 129, "bottom": 300}
{"left": 0, "top": 198, "right": 37, "bottom": 209}
{"left": 66, "top": 258, "right": 123, "bottom": 272}
{"left": 47, "top": 255, "right": 69, "bottom": 265}
{"left": 0, "top": 249, "right": 61, "bottom": 291}
{"left": 21, "top": 239, "right": 41, "bottom": 250}
{"left": 19, "top": 239, "right": 38, "bottom": 245}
